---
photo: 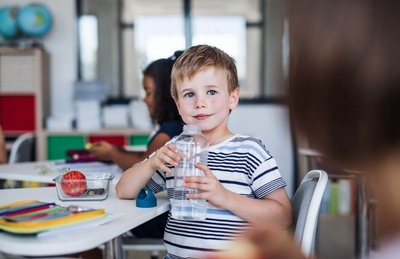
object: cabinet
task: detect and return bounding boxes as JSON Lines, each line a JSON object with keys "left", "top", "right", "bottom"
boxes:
{"left": 44, "top": 129, "right": 151, "bottom": 160}
{"left": 0, "top": 47, "right": 50, "bottom": 160}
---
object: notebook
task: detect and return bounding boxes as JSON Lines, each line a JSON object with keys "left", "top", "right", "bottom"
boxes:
{"left": 0, "top": 200, "right": 106, "bottom": 234}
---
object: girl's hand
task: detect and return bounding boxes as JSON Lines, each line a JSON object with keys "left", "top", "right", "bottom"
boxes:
{"left": 183, "top": 163, "right": 229, "bottom": 208}
{"left": 149, "top": 143, "right": 180, "bottom": 173}
{"left": 89, "top": 141, "right": 116, "bottom": 160}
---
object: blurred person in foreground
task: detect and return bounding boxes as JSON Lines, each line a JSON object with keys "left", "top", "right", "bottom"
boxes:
{"left": 213, "top": 0, "right": 400, "bottom": 258}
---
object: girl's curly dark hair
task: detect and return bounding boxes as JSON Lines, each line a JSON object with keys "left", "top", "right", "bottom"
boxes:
{"left": 143, "top": 51, "right": 183, "bottom": 124}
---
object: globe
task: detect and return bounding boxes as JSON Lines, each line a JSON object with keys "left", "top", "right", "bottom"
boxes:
{"left": 17, "top": 3, "right": 52, "bottom": 38}
{"left": 0, "top": 6, "right": 19, "bottom": 39}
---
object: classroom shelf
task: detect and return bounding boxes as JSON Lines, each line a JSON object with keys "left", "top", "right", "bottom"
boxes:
{"left": 1, "top": 47, "right": 152, "bottom": 161}
{"left": 0, "top": 47, "right": 50, "bottom": 161}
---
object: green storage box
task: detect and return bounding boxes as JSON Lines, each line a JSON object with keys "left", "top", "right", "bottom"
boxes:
{"left": 47, "top": 135, "right": 85, "bottom": 160}
{"left": 130, "top": 135, "right": 150, "bottom": 146}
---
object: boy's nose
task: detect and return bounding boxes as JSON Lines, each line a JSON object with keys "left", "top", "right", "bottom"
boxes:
{"left": 195, "top": 97, "right": 206, "bottom": 109}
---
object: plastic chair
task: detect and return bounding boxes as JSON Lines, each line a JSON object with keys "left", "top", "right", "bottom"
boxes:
{"left": 8, "top": 133, "right": 35, "bottom": 164}
{"left": 6, "top": 133, "right": 36, "bottom": 188}
{"left": 291, "top": 170, "right": 328, "bottom": 258}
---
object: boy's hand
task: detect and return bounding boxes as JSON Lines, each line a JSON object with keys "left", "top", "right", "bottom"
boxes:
{"left": 149, "top": 143, "right": 180, "bottom": 173}
{"left": 183, "top": 163, "right": 229, "bottom": 208}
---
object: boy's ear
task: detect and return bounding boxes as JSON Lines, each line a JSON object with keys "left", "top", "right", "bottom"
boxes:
{"left": 229, "top": 87, "right": 240, "bottom": 110}
{"left": 173, "top": 97, "right": 181, "bottom": 110}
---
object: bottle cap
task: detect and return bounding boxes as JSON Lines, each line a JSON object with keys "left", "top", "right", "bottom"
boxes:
{"left": 136, "top": 188, "right": 157, "bottom": 208}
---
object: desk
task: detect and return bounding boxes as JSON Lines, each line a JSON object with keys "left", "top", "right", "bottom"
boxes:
{"left": 0, "top": 161, "right": 123, "bottom": 184}
{"left": 0, "top": 187, "right": 170, "bottom": 258}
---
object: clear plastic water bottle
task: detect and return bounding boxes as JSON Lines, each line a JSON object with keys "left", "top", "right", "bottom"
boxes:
{"left": 171, "top": 125, "right": 209, "bottom": 220}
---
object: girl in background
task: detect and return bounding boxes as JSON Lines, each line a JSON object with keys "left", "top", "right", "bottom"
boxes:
{"left": 89, "top": 51, "right": 184, "bottom": 171}
{"left": 90, "top": 51, "right": 184, "bottom": 240}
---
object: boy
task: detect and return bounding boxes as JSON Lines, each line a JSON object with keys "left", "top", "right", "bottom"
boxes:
{"left": 116, "top": 45, "right": 293, "bottom": 258}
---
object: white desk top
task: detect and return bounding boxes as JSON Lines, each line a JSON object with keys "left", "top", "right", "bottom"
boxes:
{"left": 0, "top": 187, "right": 170, "bottom": 256}
{"left": 0, "top": 161, "right": 123, "bottom": 184}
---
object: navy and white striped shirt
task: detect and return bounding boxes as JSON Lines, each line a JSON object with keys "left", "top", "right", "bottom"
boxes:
{"left": 146, "top": 134, "right": 287, "bottom": 258}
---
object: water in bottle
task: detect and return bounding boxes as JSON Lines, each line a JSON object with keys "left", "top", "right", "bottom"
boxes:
{"left": 171, "top": 125, "right": 209, "bottom": 220}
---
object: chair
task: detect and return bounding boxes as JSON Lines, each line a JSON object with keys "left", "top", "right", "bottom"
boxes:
{"left": 291, "top": 170, "right": 328, "bottom": 258}
{"left": 8, "top": 133, "right": 35, "bottom": 164}
{"left": 5, "top": 133, "right": 36, "bottom": 188}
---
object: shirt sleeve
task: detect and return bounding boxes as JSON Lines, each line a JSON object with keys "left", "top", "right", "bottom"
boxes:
{"left": 251, "top": 157, "right": 287, "bottom": 198}
{"left": 248, "top": 139, "right": 287, "bottom": 198}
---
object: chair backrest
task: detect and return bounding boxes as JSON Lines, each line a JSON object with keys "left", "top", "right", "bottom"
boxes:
{"left": 291, "top": 170, "right": 328, "bottom": 258}
{"left": 8, "top": 133, "right": 35, "bottom": 164}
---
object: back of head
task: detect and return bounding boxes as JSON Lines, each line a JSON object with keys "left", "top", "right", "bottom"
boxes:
{"left": 171, "top": 44, "right": 239, "bottom": 99}
{"left": 288, "top": 0, "right": 400, "bottom": 167}
{"left": 143, "top": 51, "right": 184, "bottom": 124}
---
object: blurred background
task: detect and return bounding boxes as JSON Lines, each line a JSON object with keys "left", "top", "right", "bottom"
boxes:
{"left": 0, "top": 1, "right": 358, "bottom": 258}
{"left": 1, "top": 0, "right": 288, "bottom": 115}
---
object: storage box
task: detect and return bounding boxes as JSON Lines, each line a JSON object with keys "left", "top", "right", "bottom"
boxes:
{"left": 53, "top": 173, "right": 115, "bottom": 201}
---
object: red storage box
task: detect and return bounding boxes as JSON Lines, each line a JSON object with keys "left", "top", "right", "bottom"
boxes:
{"left": 0, "top": 95, "right": 36, "bottom": 131}
{"left": 88, "top": 135, "right": 126, "bottom": 146}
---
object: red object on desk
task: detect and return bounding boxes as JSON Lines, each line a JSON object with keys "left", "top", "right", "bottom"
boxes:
{"left": 1, "top": 203, "right": 56, "bottom": 217}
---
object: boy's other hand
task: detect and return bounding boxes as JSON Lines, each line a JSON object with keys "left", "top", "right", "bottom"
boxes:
{"left": 183, "top": 163, "right": 229, "bottom": 208}
{"left": 150, "top": 143, "right": 180, "bottom": 173}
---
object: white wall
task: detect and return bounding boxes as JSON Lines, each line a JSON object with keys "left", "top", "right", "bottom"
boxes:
{"left": 228, "top": 103, "right": 295, "bottom": 197}
{"left": 0, "top": 0, "right": 77, "bottom": 117}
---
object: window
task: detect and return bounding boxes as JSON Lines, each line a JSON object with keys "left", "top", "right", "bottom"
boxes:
{"left": 78, "top": 15, "right": 98, "bottom": 81}
{"left": 192, "top": 16, "right": 247, "bottom": 86}
{"left": 78, "top": 0, "right": 288, "bottom": 100}
{"left": 134, "top": 16, "right": 185, "bottom": 68}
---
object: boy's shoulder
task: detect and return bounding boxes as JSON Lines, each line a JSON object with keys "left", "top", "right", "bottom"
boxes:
{"left": 217, "top": 134, "right": 271, "bottom": 155}
{"left": 230, "top": 134, "right": 264, "bottom": 146}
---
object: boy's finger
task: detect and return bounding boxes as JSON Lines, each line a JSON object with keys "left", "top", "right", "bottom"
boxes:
{"left": 195, "top": 163, "right": 215, "bottom": 178}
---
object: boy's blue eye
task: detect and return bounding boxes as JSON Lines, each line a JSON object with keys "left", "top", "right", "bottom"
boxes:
{"left": 184, "top": 92, "right": 194, "bottom": 98}
{"left": 208, "top": 90, "right": 217, "bottom": 95}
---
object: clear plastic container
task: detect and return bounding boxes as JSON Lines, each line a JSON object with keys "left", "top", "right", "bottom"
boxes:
{"left": 53, "top": 172, "right": 115, "bottom": 201}
{"left": 171, "top": 125, "right": 209, "bottom": 220}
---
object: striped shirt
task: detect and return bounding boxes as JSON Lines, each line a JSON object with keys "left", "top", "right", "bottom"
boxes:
{"left": 146, "top": 134, "right": 287, "bottom": 258}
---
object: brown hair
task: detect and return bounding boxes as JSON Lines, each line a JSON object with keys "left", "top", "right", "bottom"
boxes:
{"left": 143, "top": 51, "right": 183, "bottom": 124}
{"left": 288, "top": 0, "right": 400, "bottom": 166}
{"left": 171, "top": 45, "right": 239, "bottom": 99}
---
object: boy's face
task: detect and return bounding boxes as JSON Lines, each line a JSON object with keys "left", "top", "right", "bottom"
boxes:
{"left": 174, "top": 67, "right": 239, "bottom": 132}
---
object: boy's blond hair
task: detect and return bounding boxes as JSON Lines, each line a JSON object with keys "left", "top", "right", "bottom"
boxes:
{"left": 171, "top": 45, "right": 239, "bottom": 99}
